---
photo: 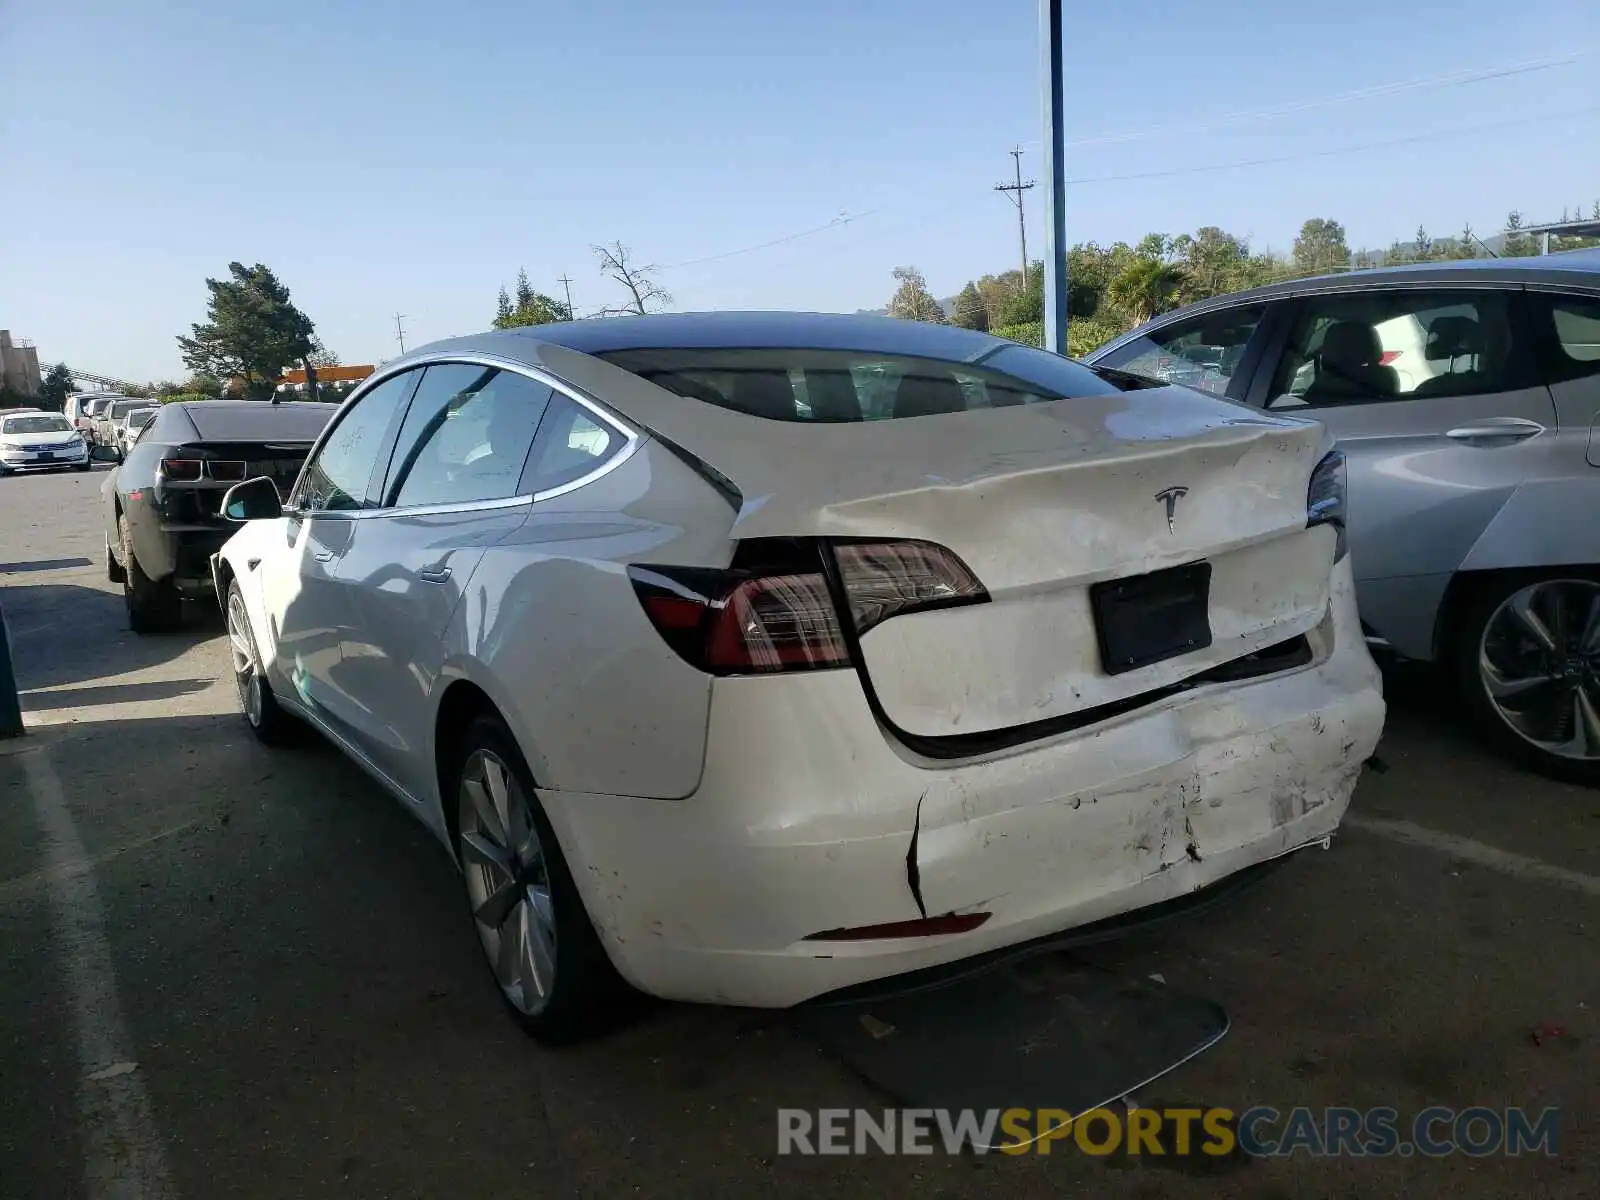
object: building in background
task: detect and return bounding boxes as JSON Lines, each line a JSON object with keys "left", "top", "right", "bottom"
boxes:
{"left": 0, "top": 331, "right": 42, "bottom": 397}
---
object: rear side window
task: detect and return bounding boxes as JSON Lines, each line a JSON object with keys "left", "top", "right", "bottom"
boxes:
{"left": 526, "top": 396, "right": 624, "bottom": 493}
{"left": 1542, "top": 294, "right": 1600, "bottom": 382}
{"left": 596, "top": 346, "right": 1128, "bottom": 422}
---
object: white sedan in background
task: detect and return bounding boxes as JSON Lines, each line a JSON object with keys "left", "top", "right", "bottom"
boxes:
{"left": 0, "top": 410, "right": 92, "bottom": 475}
{"left": 213, "top": 312, "right": 1385, "bottom": 1041}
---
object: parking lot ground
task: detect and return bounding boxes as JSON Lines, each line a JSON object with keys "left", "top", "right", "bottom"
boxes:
{"left": 3, "top": 466, "right": 1598, "bottom": 1199}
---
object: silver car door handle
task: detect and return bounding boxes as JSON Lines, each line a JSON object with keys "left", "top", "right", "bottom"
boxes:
{"left": 1445, "top": 417, "right": 1545, "bottom": 444}
{"left": 312, "top": 548, "right": 335, "bottom": 562}
{"left": 418, "top": 566, "right": 453, "bottom": 584}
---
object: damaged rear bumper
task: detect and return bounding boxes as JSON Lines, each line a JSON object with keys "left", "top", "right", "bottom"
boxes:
{"left": 540, "top": 561, "right": 1385, "bottom": 1008}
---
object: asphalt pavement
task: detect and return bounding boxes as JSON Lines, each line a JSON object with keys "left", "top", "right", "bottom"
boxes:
{"left": 2, "top": 465, "right": 1597, "bottom": 1199}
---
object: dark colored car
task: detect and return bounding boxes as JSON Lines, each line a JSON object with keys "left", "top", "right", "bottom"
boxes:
{"left": 102, "top": 400, "right": 340, "bottom": 631}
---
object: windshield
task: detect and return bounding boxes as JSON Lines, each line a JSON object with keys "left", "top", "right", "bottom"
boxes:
{"left": 596, "top": 345, "right": 1144, "bottom": 423}
{"left": 109, "top": 400, "right": 146, "bottom": 419}
{"left": 2, "top": 415, "right": 74, "bottom": 436}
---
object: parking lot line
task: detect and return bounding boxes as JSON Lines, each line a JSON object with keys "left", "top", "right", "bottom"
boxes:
{"left": 21, "top": 745, "right": 176, "bottom": 1200}
{"left": 1346, "top": 813, "right": 1600, "bottom": 897}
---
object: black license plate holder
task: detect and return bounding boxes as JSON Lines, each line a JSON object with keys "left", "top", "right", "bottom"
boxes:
{"left": 1091, "top": 561, "right": 1213, "bottom": 675}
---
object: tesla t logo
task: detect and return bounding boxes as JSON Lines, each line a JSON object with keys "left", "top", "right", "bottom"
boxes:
{"left": 1154, "top": 486, "right": 1189, "bottom": 534}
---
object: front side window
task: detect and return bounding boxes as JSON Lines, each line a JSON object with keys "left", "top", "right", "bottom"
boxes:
{"left": 1267, "top": 290, "right": 1522, "bottom": 409}
{"left": 1094, "top": 306, "right": 1267, "bottom": 397}
{"left": 294, "top": 371, "right": 417, "bottom": 512}
{"left": 387, "top": 365, "right": 551, "bottom": 507}
{"left": 597, "top": 345, "right": 1130, "bottom": 423}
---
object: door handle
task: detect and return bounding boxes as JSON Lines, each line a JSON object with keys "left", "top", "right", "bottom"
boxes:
{"left": 313, "top": 548, "right": 335, "bottom": 562}
{"left": 417, "top": 566, "right": 453, "bottom": 584}
{"left": 1445, "top": 417, "right": 1545, "bottom": 445}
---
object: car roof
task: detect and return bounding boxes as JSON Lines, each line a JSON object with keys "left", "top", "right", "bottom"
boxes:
{"left": 1099, "top": 247, "right": 1600, "bottom": 351}
{"left": 404, "top": 311, "right": 1012, "bottom": 364}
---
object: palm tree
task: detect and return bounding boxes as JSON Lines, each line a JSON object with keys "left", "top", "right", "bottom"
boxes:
{"left": 1107, "top": 260, "right": 1189, "bottom": 325}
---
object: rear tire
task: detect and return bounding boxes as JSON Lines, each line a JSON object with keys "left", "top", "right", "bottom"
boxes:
{"left": 448, "top": 714, "right": 627, "bottom": 1043}
{"left": 120, "top": 515, "right": 181, "bottom": 634}
{"left": 75, "top": 461, "right": 92, "bottom": 472}
{"left": 1451, "top": 571, "right": 1600, "bottom": 786}
{"left": 226, "top": 581, "right": 287, "bottom": 744}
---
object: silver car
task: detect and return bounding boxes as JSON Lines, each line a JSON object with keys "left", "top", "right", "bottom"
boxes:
{"left": 213, "top": 312, "right": 1384, "bottom": 1040}
{"left": 1088, "top": 249, "right": 1600, "bottom": 782}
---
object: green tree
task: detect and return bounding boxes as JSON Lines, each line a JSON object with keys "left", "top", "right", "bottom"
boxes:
{"left": 886, "top": 266, "right": 946, "bottom": 323}
{"left": 307, "top": 338, "right": 339, "bottom": 368}
{"left": 176, "top": 262, "right": 317, "bottom": 400}
{"left": 950, "top": 281, "right": 989, "bottom": 331}
{"left": 496, "top": 286, "right": 514, "bottom": 325}
{"left": 1502, "top": 211, "right": 1538, "bottom": 258}
{"left": 1292, "top": 218, "right": 1350, "bottom": 276}
{"left": 37, "top": 364, "right": 76, "bottom": 412}
{"left": 1413, "top": 224, "right": 1434, "bottom": 261}
{"left": 1106, "top": 259, "right": 1188, "bottom": 326}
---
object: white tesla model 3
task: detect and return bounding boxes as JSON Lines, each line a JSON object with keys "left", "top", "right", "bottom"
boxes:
{"left": 213, "top": 312, "right": 1385, "bottom": 1041}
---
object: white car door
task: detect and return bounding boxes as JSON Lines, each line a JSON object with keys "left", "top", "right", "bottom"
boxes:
{"left": 263, "top": 371, "right": 419, "bottom": 736}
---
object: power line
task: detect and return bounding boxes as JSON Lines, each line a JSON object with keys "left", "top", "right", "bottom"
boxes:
{"left": 993, "top": 147, "right": 1036, "bottom": 287}
{"left": 558, "top": 274, "right": 575, "bottom": 319}
{"left": 393, "top": 313, "right": 408, "bottom": 354}
{"left": 1024, "top": 48, "right": 1594, "bottom": 152}
{"left": 1065, "top": 103, "right": 1600, "bottom": 187}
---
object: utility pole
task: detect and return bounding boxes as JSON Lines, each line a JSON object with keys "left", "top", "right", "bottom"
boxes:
{"left": 558, "top": 275, "right": 576, "bottom": 320}
{"left": 994, "top": 148, "right": 1036, "bottom": 289}
{"left": 393, "top": 313, "right": 408, "bottom": 354}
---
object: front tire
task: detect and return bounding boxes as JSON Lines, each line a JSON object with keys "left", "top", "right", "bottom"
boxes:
{"left": 1452, "top": 572, "right": 1600, "bottom": 786}
{"left": 226, "top": 581, "right": 287, "bottom": 744}
{"left": 120, "top": 514, "right": 181, "bottom": 633}
{"left": 450, "top": 715, "right": 625, "bottom": 1042}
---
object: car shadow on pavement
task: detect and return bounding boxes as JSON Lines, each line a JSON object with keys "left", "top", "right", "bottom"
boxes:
{"left": 19, "top": 678, "right": 216, "bottom": 711}
{"left": 0, "top": 557, "right": 94, "bottom": 574}
{"left": 0, "top": 582, "right": 223, "bottom": 691}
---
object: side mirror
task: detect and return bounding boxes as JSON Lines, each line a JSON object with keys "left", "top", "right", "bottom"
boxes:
{"left": 222, "top": 477, "right": 283, "bottom": 522}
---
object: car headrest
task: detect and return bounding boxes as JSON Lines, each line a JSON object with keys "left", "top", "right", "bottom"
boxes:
{"left": 1319, "top": 322, "right": 1383, "bottom": 368}
{"left": 891, "top": 371, "right": 967, "bottom": 419}
{"left": 730, "top": 370, "right": 797, "bottom": 421}
{"left": 1426, "top": 315, "right": 1484, "bottom": 360}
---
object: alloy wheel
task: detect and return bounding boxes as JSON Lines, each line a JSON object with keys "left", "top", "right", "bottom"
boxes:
{"left": 1478, "top": 579, "right": 1600, "bottom": 761}
{"left": 225, "top": 589, "right": 262, "bottom": 727}
{"left": 458, "top": 749, "right": 557, "bottom": 1015}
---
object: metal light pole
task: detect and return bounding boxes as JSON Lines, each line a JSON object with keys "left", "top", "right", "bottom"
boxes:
{"left": 1039, "top": 0, "right": 1069, "bottom": 354}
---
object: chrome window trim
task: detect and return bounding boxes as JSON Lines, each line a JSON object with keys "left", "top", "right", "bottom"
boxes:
{"left": 295, "top": 350, "right": 642, "bottom": 517}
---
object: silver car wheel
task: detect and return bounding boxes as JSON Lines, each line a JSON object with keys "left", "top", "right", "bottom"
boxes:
{"left": 1479, "top": 579, "right": 1600, "bottom": 761}
{"left": 458, "top": 749, "right": 557, "bottom": 1015}
{"left": 226, "top": 589, "right": 263, "bottom": 727}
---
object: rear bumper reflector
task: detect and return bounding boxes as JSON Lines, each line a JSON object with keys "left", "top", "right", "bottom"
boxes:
{"left": 803, "top": 913, "right": 992, "bottom": 942}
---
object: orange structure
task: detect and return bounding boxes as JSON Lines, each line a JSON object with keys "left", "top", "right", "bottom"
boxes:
{"left": 278, "top": 364, "right": 375, "bottom": 385}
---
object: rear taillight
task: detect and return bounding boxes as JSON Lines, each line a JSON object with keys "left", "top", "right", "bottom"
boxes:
{"left": 629, "top": 538, "right": 988, "bottom": 675}
{"left": 1307, "top": 450, "right": 1348, "bottom": 562}
{"left": 207, "top": 460, "right": 246, "bottom": 482}
{"left": 629, "top": 560, "right": 850, "bottom": 675}
{"left": 833, "top": 541, "right": 987, "bottom": 634}
{"left": 159, "top": 457, "right": 202, "bottom": 482}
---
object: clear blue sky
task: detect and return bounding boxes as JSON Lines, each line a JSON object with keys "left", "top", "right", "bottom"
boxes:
{"left": 3, "top": 0, "right": 1596, "bottom": 380}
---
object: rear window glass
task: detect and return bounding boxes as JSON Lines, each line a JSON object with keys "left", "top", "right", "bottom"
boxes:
{"left": 186, "top": 402, "right": 340, "bottom": 441}
{"left": 596, "top": 346, "right": 1137, "bottom": 422}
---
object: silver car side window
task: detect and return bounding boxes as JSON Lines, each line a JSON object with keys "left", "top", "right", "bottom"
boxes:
{"left": 1092, "top": 306, "right": 1266, "bottom": 397}
{"left": 293, "top": 372, "right": 417, "bottom": 513}
{"left": 388, "top": 366, "right": 552, "bottom": 508}
{"left": 1267, "top": 290, "right": 1520, "bottom": 409}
